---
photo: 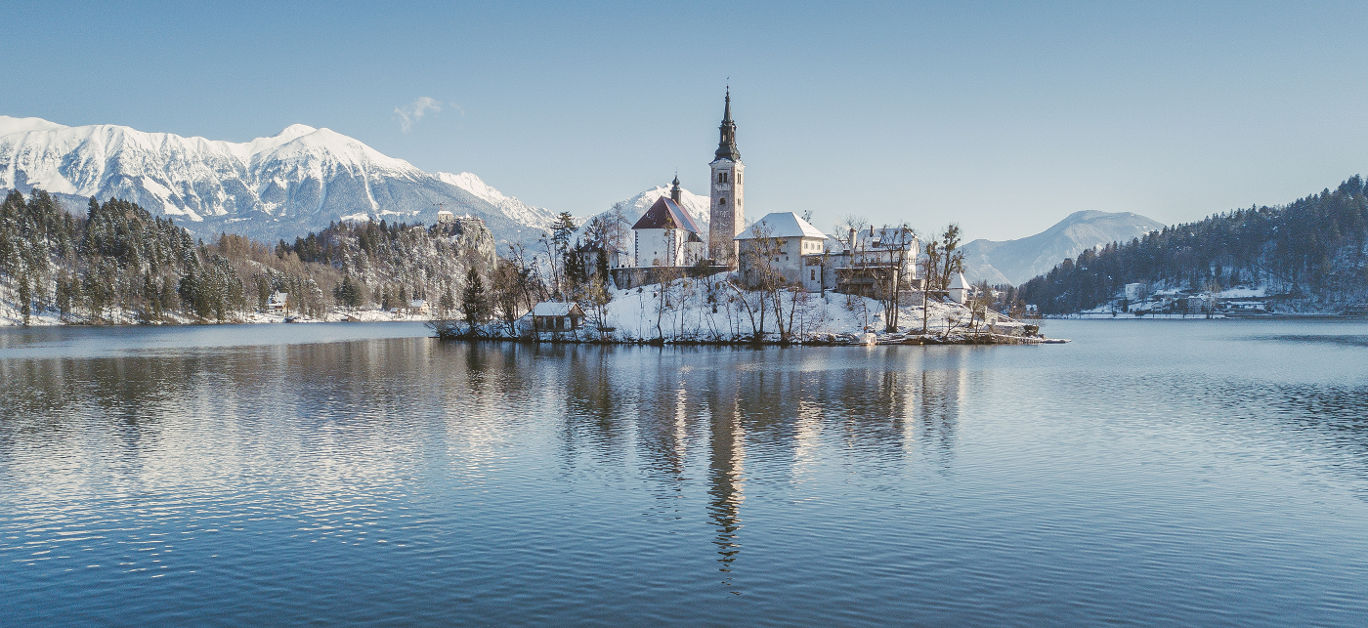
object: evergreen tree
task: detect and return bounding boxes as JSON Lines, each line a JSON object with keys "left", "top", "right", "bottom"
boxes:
{"left": 461, "top": 267, "right": 489, "bottom": 332}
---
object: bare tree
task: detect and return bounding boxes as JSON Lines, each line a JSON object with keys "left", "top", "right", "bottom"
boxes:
{"left": 653, "top": 266, "right": 685, "bottom": 342}
{"left": 967, "top": 280, "right": 994, "bottom": 335}
{"left": 580, "top": 274, "right": 613, "bottom": 340}
{"left": 738, "top": 223, "right": 796, "bottom": 342}
{"left": 491, "top": 258, "right": 525, "bottom": 335}
{"left": 870, "top": 223, "right": 917, "bottom": 332}
{"left": 936, "top": 223, "right": 965, "bottom": 291}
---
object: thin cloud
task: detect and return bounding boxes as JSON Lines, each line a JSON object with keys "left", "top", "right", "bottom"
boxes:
{"left": 394, "top": 96, "right": 442, "bottom": 133}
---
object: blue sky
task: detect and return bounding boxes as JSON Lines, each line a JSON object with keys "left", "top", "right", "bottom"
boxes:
{"left": 7, "top": 1, "right": 1368, "bottom": 240}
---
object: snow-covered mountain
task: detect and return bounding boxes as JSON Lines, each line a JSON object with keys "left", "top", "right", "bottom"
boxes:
{"left": 0, "top": 115, "right": 558, "bottom": 242}
{"left": 962, "top": 210, "right": 1164, "bottom": 286}
{"left": 601, "top": 184, "right": 710, "bottom": 229}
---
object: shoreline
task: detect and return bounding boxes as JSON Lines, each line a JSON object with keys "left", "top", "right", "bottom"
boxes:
{"left": 428, "top": 321, "right": 1062, "bottom": 347}
{"left": 0, "top": 309, "right": 434, "bottom": 328}
{"left": 1051, "top": 312, "right": 1367, "bottom": 321}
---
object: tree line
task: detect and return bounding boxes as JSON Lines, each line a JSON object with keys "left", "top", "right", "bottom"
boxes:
{"left": 1019, "top": 176, "right": 1368, "bottom": 314}
{"left": 0, "top": 189, "right": 498, "bottom": 325}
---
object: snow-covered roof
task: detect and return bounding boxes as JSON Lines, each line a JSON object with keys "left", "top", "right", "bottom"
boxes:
{"left": 531, "top": 302, "right": 581, "bottom": 317}
{"left": 862, "top": 227, "right": 917, "bottom": 250}
{"left": 949, "top": 273, "right": 968, "bottom": 290}
{"left": 735, "top": 212, "right": 827, "bottom": 240}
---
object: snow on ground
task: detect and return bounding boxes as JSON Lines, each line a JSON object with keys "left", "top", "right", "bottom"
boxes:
{"left": 0, "top": 300, "right": 435, "bottom": 327}
{"left": 1216, "top": 286, "right": 1267, "bottom": 299}
{"left": 479, "top": 276, "right": 1028, "bottom": 343}
{"left": 1, "top": 275, "right": 1029, "bottom": 342}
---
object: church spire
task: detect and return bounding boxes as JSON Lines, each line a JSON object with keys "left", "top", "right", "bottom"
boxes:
{"left": 714, "top": 87, "right": 740, "bottom": 162}
{"left": 670, "top": 172, "right": 682, "bottom": 203}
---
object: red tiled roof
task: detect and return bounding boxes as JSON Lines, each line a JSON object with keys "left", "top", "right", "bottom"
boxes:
{"left": 631, "top": 196, "right": 703, "bottom": 233}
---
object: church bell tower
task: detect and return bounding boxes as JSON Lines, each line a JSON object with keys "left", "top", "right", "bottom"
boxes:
{"left": 709, "top": 88, "right": 745, "bottom": 267}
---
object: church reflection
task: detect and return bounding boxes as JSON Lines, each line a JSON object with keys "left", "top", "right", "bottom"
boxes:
{"left": 704, "top": 359, "right": 745, "bottom": 585}
{"left": 1, "top": 338, "right": 978, "bottom": 590}
{"left": 542, "top": 345, "right": 973, "bottom": 588}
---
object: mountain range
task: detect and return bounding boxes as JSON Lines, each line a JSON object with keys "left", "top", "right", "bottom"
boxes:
{"left": 0, "top": 115, "right": 570, "bottom": 243}
{"left": 960, "top": 210, "right": 1165, "bottom": 286}
{"left": 3, "top": 115, "right": 1160, "bottom": 282}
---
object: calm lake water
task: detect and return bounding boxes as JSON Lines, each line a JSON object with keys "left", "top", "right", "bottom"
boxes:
{"left": 1, "top": 319, "right": 1366, "bottom": 625}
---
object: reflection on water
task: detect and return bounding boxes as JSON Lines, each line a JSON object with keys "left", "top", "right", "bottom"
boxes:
{"left": 2, "top": 320, "right": 1368, "bottom": 624}
{"left": 1253, "top": 333, "right": 1368, "bottom": 347}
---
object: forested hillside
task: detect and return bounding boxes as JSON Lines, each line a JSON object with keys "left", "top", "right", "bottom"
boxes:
{"left": 0, "top": 189, "right": 497, "bottom": 324}
{"left": 1019, "top": 177, "right": 1368, "bottom": 314}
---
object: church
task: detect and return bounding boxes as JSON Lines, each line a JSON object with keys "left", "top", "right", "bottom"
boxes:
{"left": 624, "top": 89, "right": 918, "bottom": 295}
{"left": 629, "top": 88, "right": 749, "bottom": 270}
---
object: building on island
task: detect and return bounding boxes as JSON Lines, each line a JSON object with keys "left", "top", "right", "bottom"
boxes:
{"left": 735, "top": 212, "right": 829, "bottom": 289}
{"left": 709, "top": 88, "right": 745, "bottom": 268}
{"left": 631, "top": 175, "right": 705, "bottom": 268}
{"left": 948, "top": 272, "right": 969, "bottom": 304}
{"left": 616, "top": 88, "right": 925, "bottom": 301}
{"left": 828, "top": 226, "right": 921, "bottom": 297}
{"left": 528, "top": 302, "right": 585, "bottom": 332}
{"left": 575, "top": 241, "right": 630, "bottom": 276}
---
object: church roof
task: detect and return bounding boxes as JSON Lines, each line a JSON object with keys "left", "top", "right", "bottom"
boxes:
{"left": 631, "top": 196, "right": 703, "bottom": 233}
{"left": 735, "top": 212, "right": 828, "bottom": 240}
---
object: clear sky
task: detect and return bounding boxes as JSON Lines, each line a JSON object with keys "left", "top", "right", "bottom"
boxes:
{"left": 7, "top": 1, "right": 1368, "bottom": 240}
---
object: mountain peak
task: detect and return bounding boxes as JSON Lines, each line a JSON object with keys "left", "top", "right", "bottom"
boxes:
{"left": 1061, "top": 209, "right": 1108, "bottom": 222}
{"left": 0, "top": 115, "right": 70, "bottom": 136}
{"left": 275, "top": 123, "right": 318, "bottom": 140}
{"left": 962, "top": 210, "right": 1165, "bottom": 286}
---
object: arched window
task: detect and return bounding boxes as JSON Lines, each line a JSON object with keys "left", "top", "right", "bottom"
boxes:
{"left": 718, "top": 197, "right": 726, "bottom": 206}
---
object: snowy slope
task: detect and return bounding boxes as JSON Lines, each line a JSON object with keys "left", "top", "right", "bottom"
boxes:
{"left": 601, "top": 184, "right": 711, "bottom": 228}
{"left": 961, "top": 210, "right": 1164, "bottom": 285}
{"left": 0, "top": 115, "right": 558, "bottom": 242}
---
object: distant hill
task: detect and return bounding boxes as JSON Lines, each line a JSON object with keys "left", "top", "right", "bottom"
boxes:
{"left": 961, "top": 210, "right": 1164, "bottom": 286}
{"left": 1019, "top": 177, "right": 1368, "bottom": 314}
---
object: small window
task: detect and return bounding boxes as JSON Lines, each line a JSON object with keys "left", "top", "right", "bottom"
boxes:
{"left": 810, "top": 269, "right": 816, "bottom": 280}
{"left": 718, "top": 197, "right": 726, "bottom": 206}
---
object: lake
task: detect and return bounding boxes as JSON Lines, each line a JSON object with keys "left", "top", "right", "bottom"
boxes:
{"left": 2, "top": 319, "right": 1366, "bottom": 625}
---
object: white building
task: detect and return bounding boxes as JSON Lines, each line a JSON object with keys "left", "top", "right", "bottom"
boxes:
{"left": 735, "top": 212, "right": 829, "bottom": 288}
{"left": 631, "top": 176, "right": 705, "bottom": 268}
{"left": 267, "top": 291, "right": 289, "bottom": 313}
{"left": 949, "top": 272, "right": 970, "bottom": 304}
{"left": 826, "top": 226, "right": 921, "bottom": 296}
